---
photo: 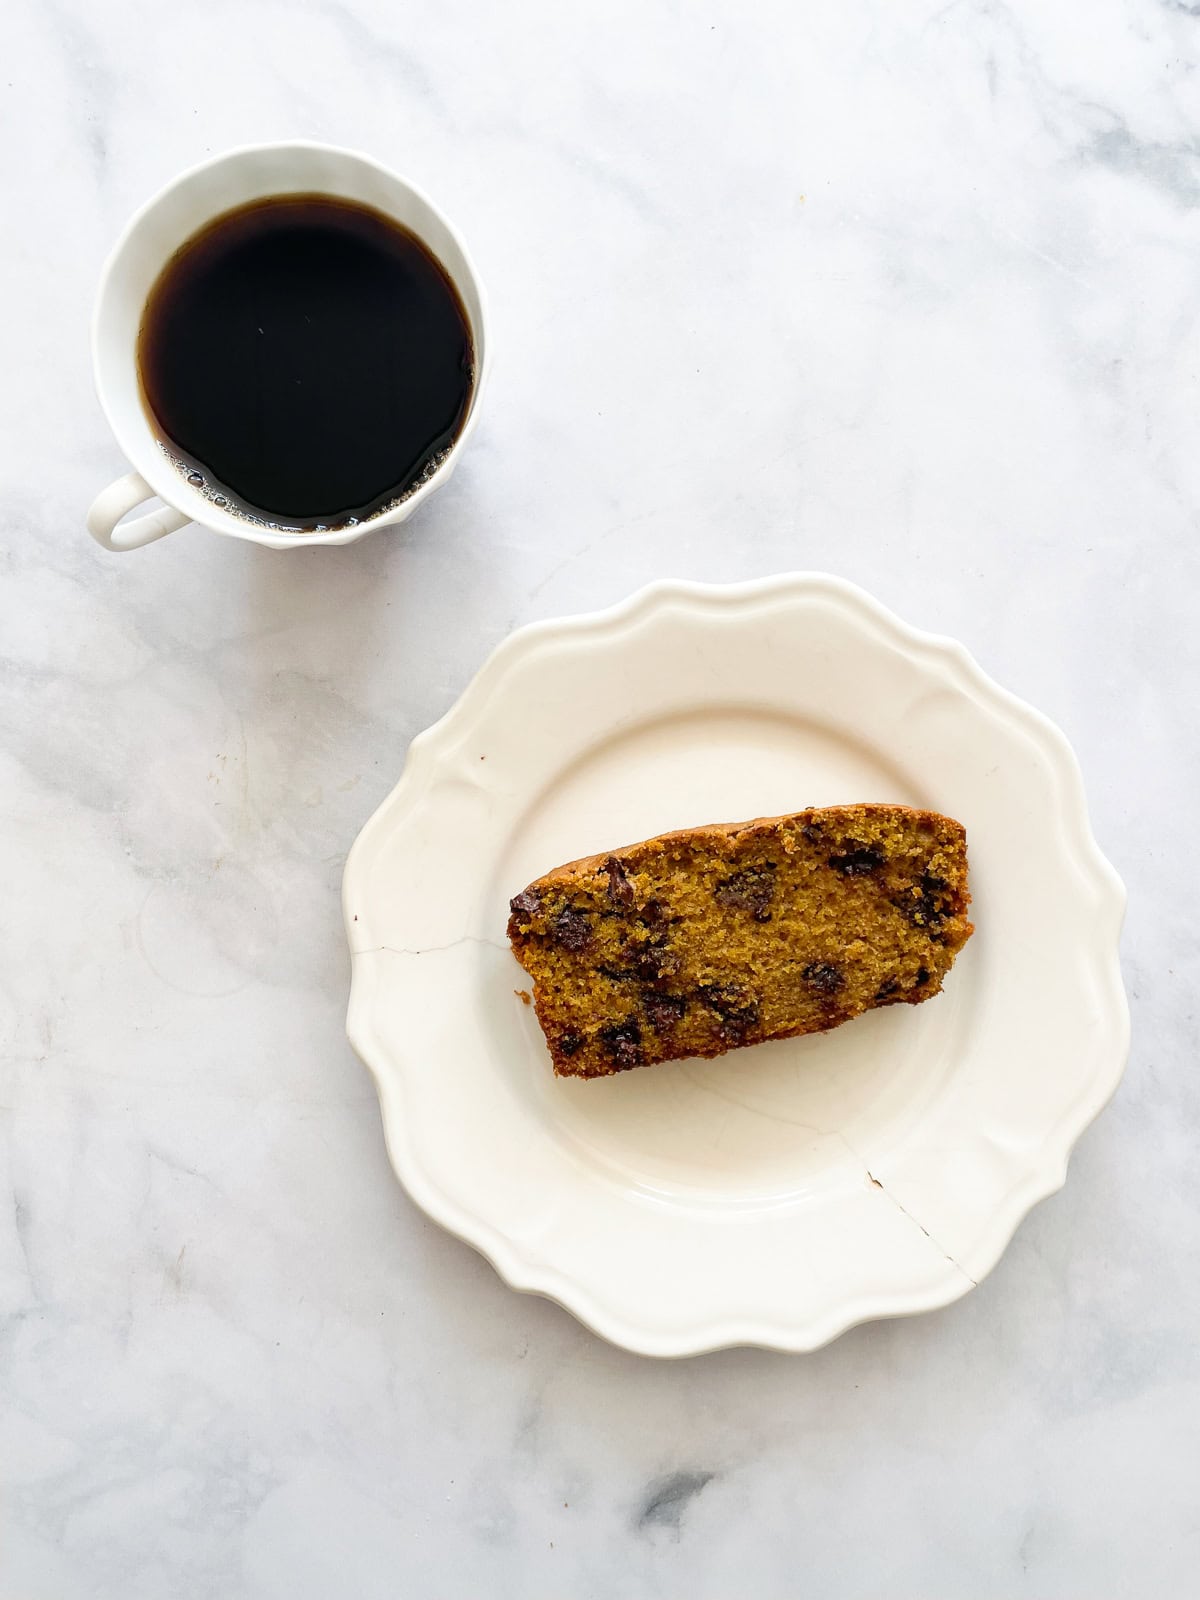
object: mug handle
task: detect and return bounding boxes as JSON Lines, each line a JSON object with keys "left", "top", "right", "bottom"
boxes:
{"left": 86, "top": 471, "right": 190, "bottom": 552}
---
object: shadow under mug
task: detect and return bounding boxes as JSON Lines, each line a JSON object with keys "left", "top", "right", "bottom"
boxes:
{"left": 88, "top": 141, "right": 488, "bottom": 554}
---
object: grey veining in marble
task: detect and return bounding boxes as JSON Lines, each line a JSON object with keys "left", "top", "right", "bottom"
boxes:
{"left": 1, "top": 0, "right": 1196, "bottom": 1595}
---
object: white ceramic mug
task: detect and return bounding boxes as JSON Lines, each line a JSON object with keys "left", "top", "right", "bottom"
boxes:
{"left": 88, "top": 142, "right": 488, "bottom": 553}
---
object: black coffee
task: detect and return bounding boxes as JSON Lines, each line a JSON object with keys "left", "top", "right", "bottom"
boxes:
{"left": 137, "top": 195, "right": 474, "bottom": 529}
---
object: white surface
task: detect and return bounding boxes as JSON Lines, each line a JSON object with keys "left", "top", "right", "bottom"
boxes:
{"left": 0, "top": 0, "right": 1191, "bottom": 1592}
{"left": 89, "top": 142, "right": 488, "bottom": 551}
{"left": 344, "top": 575, "right": 1126, "bottom": 1355}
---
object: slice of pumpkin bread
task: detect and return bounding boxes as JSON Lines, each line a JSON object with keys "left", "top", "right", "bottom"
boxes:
{"left": 507, "top": 804, "right": 972, "bottom": 1079}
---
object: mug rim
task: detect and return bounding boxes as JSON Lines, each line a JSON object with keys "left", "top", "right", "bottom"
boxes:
{"left": 91, "top": 139, "right": 489, "bottom": 550}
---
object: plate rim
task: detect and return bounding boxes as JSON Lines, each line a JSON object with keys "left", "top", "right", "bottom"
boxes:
{"left": 343, "top": 573, "right": 1129, "bottom": 1357}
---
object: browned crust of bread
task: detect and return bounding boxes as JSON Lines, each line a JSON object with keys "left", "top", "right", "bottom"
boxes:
{"left": 528, "top": 803, "right": 954, "bottom": 887}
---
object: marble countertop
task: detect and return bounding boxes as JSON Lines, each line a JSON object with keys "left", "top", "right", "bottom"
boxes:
{"left": 2, "top": 0, "right": 1195, "bottom": 1594}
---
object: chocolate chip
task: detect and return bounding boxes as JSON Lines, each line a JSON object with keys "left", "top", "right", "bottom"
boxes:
{"left": 551, "top": 907, "right": 593, "bottom": 952}
{"left": 643, "top": 992, "right": 686, "bottom": 1031}
{"left": 599, "top": 1019, "right": 643, "bottom": 1069}
{"left": 874, "top": 977, "right": 900, "bottom": 1001}
{"left": 895, "top": 883, "right": 946, "bottom": 932}
{"left": 915, "top": 967, "right": 931, "bottom": 987}
{"left": 922, "top": 872, "right": 948, "bottom": 894}
{"left": 508, "top": 889, "right": 541, "bottom": 918}
{"left": 639, "top": 899, "right": 668, "bottom": 934}
{"left": 603, "top": 855, "right": 636, "bottom": 911}
{"left": 700, "top": 983, "right": 750, "bottom": 1019}
{"left": 714, "top": 865, "right": 776, "bottom": 921}
{"left": 631, "top": 948, "right": 661, "bottom": 980}
{"left": 557, "top": 1030, "right": 585, "bottom": 1057}
{"left": 631, "top": 942, "right": 673, "bottom": 981}
{"left": 699, "top": 984, "right": 760, "bottom": 1039}
{"left": 828, "top": 843, "right": 884, "bottom": 876}
{"left": 802, "top": 821, "right": 824, "bottom": 844}
{"left": 599, "top": 938, "right": 674, "bottom": 984}
{"left": 803, "top": 961, "right": 845, "bottom": 995}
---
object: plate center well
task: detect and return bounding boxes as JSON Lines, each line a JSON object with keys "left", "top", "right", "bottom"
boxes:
{"left": 492, "top": 706, "right": 975, "bottom": 1206}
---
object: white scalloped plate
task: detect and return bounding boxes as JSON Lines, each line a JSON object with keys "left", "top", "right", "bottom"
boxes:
{"left": 343, "top": 575, "right": 1127, "bottom": 1356}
